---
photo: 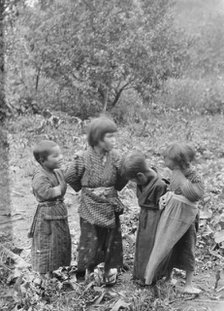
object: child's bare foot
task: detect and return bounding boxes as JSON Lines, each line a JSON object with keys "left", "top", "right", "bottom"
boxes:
{"left": 183, "top": 285, "right": 201, "bottom": 294}
{"left": 104, "top": 268, "right": 118, "bottom": 286}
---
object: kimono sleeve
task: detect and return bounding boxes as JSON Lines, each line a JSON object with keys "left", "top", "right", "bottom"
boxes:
{"left": 140, "top": 179, "right": 167, "bottom": 210}
{"left": 32, "top": 172, "right": 60, "bottom": 201}
{"left": 181, "top": 173, "right": 204, "bottom": 202}
{"left": 154, "top": 180, "right": 168, "bottom": 207}
{"left": 64, "top": 154, "right": 85, "bottom": 192}
{"left": 112, "top": 151, "right": 128, "bottom": 191}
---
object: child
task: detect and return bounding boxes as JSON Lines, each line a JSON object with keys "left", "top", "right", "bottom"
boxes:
{"left": 122, "top": 151, "right": 168, "bottom": 284}
{"left": 65, "top": 116, "right": 127, "bottom": 285}
{"left": 29, "top": 140, "right": 71, "bottom": 277}
{"left": 144, "top": 143, "right": 204, "bottom": 294}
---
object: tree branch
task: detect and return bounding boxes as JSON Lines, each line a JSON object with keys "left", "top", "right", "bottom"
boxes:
{"left": 111, "top": 81, "right": 132, "bottom": 107}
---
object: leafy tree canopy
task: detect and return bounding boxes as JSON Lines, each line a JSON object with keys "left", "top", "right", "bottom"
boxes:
{"left": 5, "top": 0, "right": 189, "bottom": 118}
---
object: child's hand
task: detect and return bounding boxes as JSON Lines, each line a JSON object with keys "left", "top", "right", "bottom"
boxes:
{"left": 159, "top": 192, "right": 173, "bottom": 210}
{"left": 159, "top": 195, "right": 167, "bottom": 210}
{"left": 172, "top": 169, "right": 186, "bottom": 189}
{"left": 54, "top": 169, "right": 67, "bottom": 196}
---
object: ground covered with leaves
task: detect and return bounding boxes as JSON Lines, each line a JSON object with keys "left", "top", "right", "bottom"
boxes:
{"left": 1, "top": 110, "right": 224, "bottom": 311}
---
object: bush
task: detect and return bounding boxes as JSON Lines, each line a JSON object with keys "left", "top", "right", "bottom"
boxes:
{"left": 157, "top": 77, "right": 224, "bottom": 115}
{"left": 111, "top": 89, "right": 148, "bottom": 124}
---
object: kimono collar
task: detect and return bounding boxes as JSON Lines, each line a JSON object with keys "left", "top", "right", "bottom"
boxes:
{"left": 91, "top": 147, "right": 109, "bottom": 164}
{"left": 138, "top": 175, "right": 159, "bottom": 195}
{"left": 39, "top": 166, "right": 57, "bottom": 180}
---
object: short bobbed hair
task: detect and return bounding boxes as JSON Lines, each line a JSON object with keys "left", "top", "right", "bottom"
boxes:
{"left": 87, "top": 116, "right": 117, "bottom": 147}
{"left": 33, "top": 140, "right": 58, "bottom": 164}
{"left": 164, "top": 142, "right": 195, "bottom": 169}
{"left": 122, "top": 150, "right": 148, "bottom": 179}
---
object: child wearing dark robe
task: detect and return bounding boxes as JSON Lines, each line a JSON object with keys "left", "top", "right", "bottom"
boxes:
{"left": 29, "top": 140, "right": 71, "bottom": 277}
{"left": 144, "top": 143, "right": 204, "bottom": 294}
{"left": 122, "top": 151, "right": 168, "bottom": 284}
{"left": 65, "top": 116, "right": 127, "bottom": 285}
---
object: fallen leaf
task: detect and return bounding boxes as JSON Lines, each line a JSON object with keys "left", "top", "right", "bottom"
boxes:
{"left": 214, "top": 230, "right": 224, "bottom": 244}
{"left": 94, "top": 286, "right": 104, "bottom": 292}
{"left": 200, "top": 209, "right": 212, "bottom": 220}
{"left": 110, "top": 298, "right": 130, "bottom": 311}
{"left": 204, "top": 196, "right": 211, "bottom": 203}
{"left": 84, "top": 281, "right": 94, "bottom": 292}
{"left": 93, "top": 291, "right": 105, "bottom": 305}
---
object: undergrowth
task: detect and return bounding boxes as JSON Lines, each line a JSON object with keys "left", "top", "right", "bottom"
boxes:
{"left": 1, "top": 110, "right": 224, "bottom": 310}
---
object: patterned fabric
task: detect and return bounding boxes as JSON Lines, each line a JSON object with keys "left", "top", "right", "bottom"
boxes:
{"left": 133, "top": 176, "right": 167, "bottom": 281}
{"left": 32, "top": 167, "right": 66, "bottom": 202}
{"left": 65, "top": 148, "right": 127, "bottom": 228}
{"left": 77, "top": 216, "right": 123, "bottom": 272}
{"left": 65, "top": 147, "right": 126, "bottom": 272}
{"left": 30, "top": 168, "right": 71, "bottom": 274}
{"left": 144, "top": 168, "right": 204, "bottom": 285}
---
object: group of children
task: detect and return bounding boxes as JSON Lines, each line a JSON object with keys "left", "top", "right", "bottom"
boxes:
{"left": 29, "top": 116, "right": 204, "bottom": 293}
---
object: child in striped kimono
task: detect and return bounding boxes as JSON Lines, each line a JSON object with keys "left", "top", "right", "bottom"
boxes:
{"left": 144, "top": 143, "right": 204, "bottom": 294}
{"left": 122, "top": 151, "right": 168, "bottom": 285}
{"left": 29, "top": 140, "right": 71, "bottom": 277}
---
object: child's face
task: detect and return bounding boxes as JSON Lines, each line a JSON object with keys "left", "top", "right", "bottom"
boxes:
{"left": 164, "top": 156, "right": 175, "bottom": 170}
{"left": 131, "top": 172, "right": 148, "bottom": 186}
{"left": 43, "top": 146, "right": 63, "bottom": 170}
{"left": 99, "top": 132, "right": 116, "bottom": 152}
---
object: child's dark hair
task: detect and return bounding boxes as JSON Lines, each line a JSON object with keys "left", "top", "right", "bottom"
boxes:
{"left": 87, "top": 116, "right": 117, "bottom": 147}
{"left": 33, "top": 140, "right": 58, "bottom": 164}
{"left": 164, "top": 143, "right": 195, "bottom": 170}
{"left": 122, "top": 150, "right": 148, "bottom": 179}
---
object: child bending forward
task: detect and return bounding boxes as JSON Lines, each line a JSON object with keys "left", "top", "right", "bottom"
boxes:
{"left": 122, "top": 151, "right": 168, "bottom": 283}
{"left": 29, "top": 140, "right": 71, "bottom": 276}
{"left": 144, "top": 143, "right": 204, "bottom": 294}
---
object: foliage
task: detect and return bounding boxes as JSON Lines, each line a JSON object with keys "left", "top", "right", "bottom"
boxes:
{"left": 156, "top": 77, "right": 224, "bottom": 115}
{"left": 2, "top": 0, "right": 224, "bottom": 119}
{"left": 189, "top": 13, "right": 224, "bottom": 78}
{"left": 3, "top": 111, "right": 224, "bottom": 310}
{"left": 4, "top": 0, "right": 191, "bottom": 118}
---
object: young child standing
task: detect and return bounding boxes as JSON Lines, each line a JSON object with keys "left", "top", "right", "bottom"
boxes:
{"left": 65, "top": 116, "right": 127, "bottom": 285}
{"left": 29, "top": 140, "right": 71, "bottom": 277}
{"left": 144, "top": 143, "right": 204, "bottom": 294}
{"left": 122, "top": 151, "right": 168, "bottom": 284}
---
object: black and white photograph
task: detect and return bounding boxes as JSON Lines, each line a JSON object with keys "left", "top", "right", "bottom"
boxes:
{"left": 1, "top": 1, "right": 224, "bottom": 310}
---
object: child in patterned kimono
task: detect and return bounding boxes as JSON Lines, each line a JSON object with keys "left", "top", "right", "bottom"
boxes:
{"left": 122, "top": 151, "right": 168, "bottom": 285}
{"left": 65, "top": 116, "right": 127, "bottom": 285}
{"left": 144, "top": 143, "right": 204, "bottom": 294}
{"left": 29, "top": 140, "right": 71, "bottom": 277}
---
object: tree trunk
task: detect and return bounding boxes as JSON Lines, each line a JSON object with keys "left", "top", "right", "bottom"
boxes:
{"left": 35, "top": 68, "right": 41, "bottom": 92}
{"left": 0, "top": 0, "right": 5, "bottom": 121}
{"left": 102, "top": 87, "right": 108, "bottom": 112}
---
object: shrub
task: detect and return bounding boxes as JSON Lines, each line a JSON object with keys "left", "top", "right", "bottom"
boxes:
{"left": 157, "top": 77, "right": 224, "bottom": 115}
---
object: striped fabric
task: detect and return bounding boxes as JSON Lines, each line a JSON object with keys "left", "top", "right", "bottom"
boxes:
{"left": 30, "top": 168, "right": 71, "bottom": 273}
{"left": 170, "top": 167, "right": 204, "bottom": 201}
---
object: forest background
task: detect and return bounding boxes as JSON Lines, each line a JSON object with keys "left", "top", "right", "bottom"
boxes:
{"left": 1, "top": 0, "right": 224, "bottom": 311}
